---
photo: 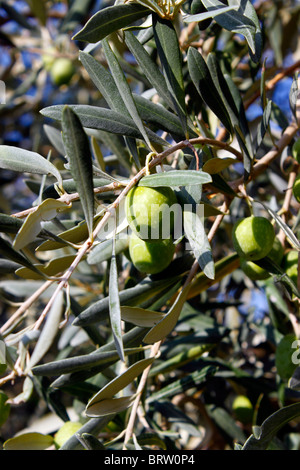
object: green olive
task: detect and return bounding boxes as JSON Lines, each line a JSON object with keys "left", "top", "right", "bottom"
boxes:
{"left": 232, "top": 395, "right": 253, "bottom": 424}
{"left": 126, "top": 186, "right": 178, "bottom": 242}
{"left": 129, "top": 232, "right": 175, "bottom": 274}
{"left": 293, "top": 174, "right": 300, "bottom": 203}
{"left": 232, "top": 216, "right": 275, "bottom": 261}
{"left": 292, "top": 139, "right": 300, "bottom": 163}
{"left": 50, "top": 58, "right": 75, "bottom": 86}
{"left": 240, "top": 237, "right": 284, "bottom": 281}
{"left": 54, "top": 421, "right": 82, "bottom": 449}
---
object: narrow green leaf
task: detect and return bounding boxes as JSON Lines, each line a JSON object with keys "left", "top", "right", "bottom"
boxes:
{"left": 134, "top": 94, "right": 198, "bottom": 139}
{"left": 36, "top": 214, "right": 103, "bottom": 251}
{"left": 242, "top": 403, "right": 300, "bottom": 450}
{"left": 124, "top": 30, "right": 174, "bottom": 110}
{"left": 0, "top": 146, "right": 62, "bottom": 188}
{"left": 79, "top": 51, "right": 128, "bottom": 115}
{"left": 49, "top": 327, "right": 149, "bottom": 390}
{"left": 86, "top": 395, "right": 137, "bottom": 418}
{"left": 147, "top": 366, "right": 217, "bottom": 403}
{"left": 255, "top": 200, "right": 300, "bottom": 251}
{"left": 102, "top": 38, "right": 153, "bottom": 151}
{"left": 152, "top": 14, "right": 187, "bottom": 136}
{"left": 121, "top": 306, "right": 164, "bottom": 328}
{"left": 0, "top": 236, "right": 42, "bottom": 275}
{"left": 76, "top": 433, "right": 106, "bottom": 451}
{"left": 73, "top": 277, "right": 179, "bottom": 327}
{"left": 15, "top": 254, "right": 78, "bottom": 280}
{"left": 0, "top": 213, "right": 23, "bottom": 234}
{"left": 43, "top": 177, "right": 112, "bottom": 200}
{"left": 109, "top": 224, "right": 124, "bottom": 362}
{"left": 13, "top": 199, "right": 69, "bottom": 251}
{"left": 207, "top": 53, "right": 253, "bottom": 163}
{"left": 59, "top": 416, "right": 113, "bottom": 450}
{"left": 202, "top": 0, "right": 262, "bottom": 63}
{"left": 86, "top": 356, "right": 155, "bottom": 415}
{"left": 139, "top": 170, "right": 212, "bottom": 188}
{"left": 255, "top": 100, "right": 272, "bottom": 151}
{"left": 41, "top": 105, "right": 168, "bottom": 148}
{"left": 61, "top": 106, "right": 95, "bottom": 238}
{"left": 73, "top": 4, "right": 150, "bottom": 42}
{"left": 43, "top": 124, "right": 66, "bottom": 156}
{"left": 28, "top": 290, "right": 64, "bottom": 369}
{"left": 183, "top": 4, "right": 237, "bottom": 23}
{"left": 143, "top": 284, "right": 191, "bottom": 344}
{"left": 149, "top": 344, "right": 213, "bottom": 377}
{"left": 32, "top": 347, "right": 146, "bottom": 376}
{"left": 183, "top": 208, "right": 215, "bottom": 279}
{"left": 202, "top": 157, "right": 236, "bottom": 174}
{"left": 187, "top": 48, "right": 232, "bottom": 132}
{"left": 289, "top": 73, "right": 300, "bottom": 123}
{"left": 3, "top": 433, "right": 54, "bottom": 451}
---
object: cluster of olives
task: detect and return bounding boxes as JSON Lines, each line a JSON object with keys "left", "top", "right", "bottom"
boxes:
{"left": 42, "top": 50, "right": 75, "bottom": 86}
{"left": 125, "top": 186, "right": 178, "bottom": 274}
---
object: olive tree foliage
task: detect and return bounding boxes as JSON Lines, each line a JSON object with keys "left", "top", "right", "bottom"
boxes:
{"left": 1, "top": 0, "right": 300, "bottom": 451}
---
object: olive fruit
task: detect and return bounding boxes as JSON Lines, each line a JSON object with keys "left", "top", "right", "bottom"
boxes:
{"left": 240, "top": 237, "right": 284, "bottom": 281}
{"left": 275, "top": 334, "right": 298, "bottom": 382}
{"left": 50, "top": 58, "right": 75, "bottom": 86}
{"left": 232, "top": 395, "right": 253, "bottom": 424}
{"left": 54, "top": 421, "right": 82, "bottom": 449}
{"left": 240, "top": 259, "right": 271, "bottom": 281}
{"left": 126, "top": 186, "right": 178, "bottom": 242}
{"left": 129, "top": 233, "right": 175, "bottom": 274}
{"left": 232, "top": 216, "right": 275, "bottom": 261}
{"left": 293, "top": 174, "right": 300, "bottom": 203}
{"left": 292, "top": 139, "right": 300, "bottom": 163}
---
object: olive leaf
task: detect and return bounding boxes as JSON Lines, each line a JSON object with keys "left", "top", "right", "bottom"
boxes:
{"left": 108, "top": 216, "right": 124, "bottom": 363}
{"left": 183, "top": 4, "right": 237, "bottom": 23}
{"left": 73, "top": 276, "right": 179, "bottom": 327}
{"left": 120, "top": 306, "right": 165, "bottom": 328}
{"left": 0, "top": 236, "right": 42, "bottom": 276}
{"left": 3, "top": 433, "right": 54, "bottom": 451}
{"left": 27, "top": 290, "right": 65, "bottom": 370}
{"left": 143, "top": 284, "right": 191, "bottom": 344}
{"left": 15, "top": 254, "right": 78, "bottom": 280}
{"left": 41, "top": 104, "right": 169, "bottom": 147}
{"left": 187, "top": 47, "right": 233, "bottom": 132}
{"left": 85, "top": 356, "right": 155, "bottom": 417}
{"left": 0, "top": 146, "right": 62, "bottom": 188}
{"left": 61, "top": 106, "right": 95, "bottom": 239}
{"left": 13, "top": 199, "right": 69, "bottom": 251}
{"left": 73, "top": 3, "right": 150, "bottom": 43}
{"left": 32, "top": 347, "right": 147, "bottom": 376}
{"left": 152, "top": 14, "right": 187, "bottom": 136}
{"left": 201, "top": 0, "right": 262, "bottom": 63}
{"left": 242, "top": 403, "right": 300, "bottom": 450}
{"left": 139, "top": 170, "right": 212, "bottom": 187}
{"left": 183, "top": 207, "right": 215, "bottom": 280}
